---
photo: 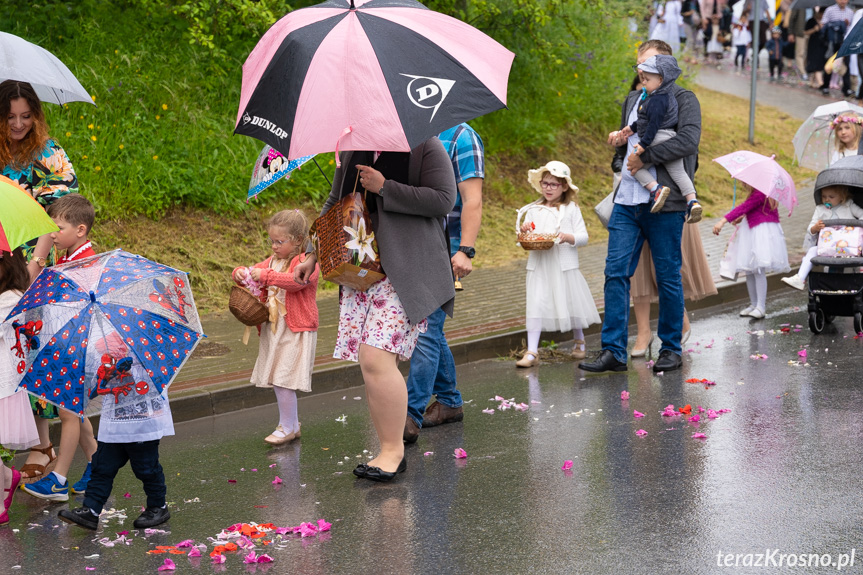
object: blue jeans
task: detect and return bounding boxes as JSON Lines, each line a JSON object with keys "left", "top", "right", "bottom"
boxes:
{"left": 406, "top": 307, "right": 462, "bottom": 427}
{"left": 601, "top": 203, "right": 685, "bottom": 363}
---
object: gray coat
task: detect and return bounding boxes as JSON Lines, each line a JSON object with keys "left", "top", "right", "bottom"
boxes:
{"left": 322, "top": 139, "right": 458, "bottom": 324}
{"left": 617, "top": 83, "right": 702, "bottom": 212}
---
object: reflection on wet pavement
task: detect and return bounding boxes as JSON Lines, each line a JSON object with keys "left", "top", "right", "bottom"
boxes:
{"left": 3, "top": 291, "right": 863, "bottom": 573}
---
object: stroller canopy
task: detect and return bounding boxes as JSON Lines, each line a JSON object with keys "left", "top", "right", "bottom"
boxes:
{"left": 814, "top": 155, "right": 863, "bottom": 205}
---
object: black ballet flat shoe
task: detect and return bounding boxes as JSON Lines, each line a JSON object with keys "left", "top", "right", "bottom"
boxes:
{"left": 353, "top": 463, "right": 370, "bottom": 478}
{"left": 360, "top": 457, "right": 407, "bottom": 483}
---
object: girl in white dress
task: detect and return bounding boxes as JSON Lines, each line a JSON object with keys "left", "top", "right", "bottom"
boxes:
{"left": 232, "top": 210, "right": 319, "bottom": 445}
{"left": 0, "top": 248, "right": 40, "bottom": 525}
{"left": 830, "top": 114, "right": 862, "bottom": 165}
{"left": 650, "top": 1, "right": 682, "bottom": 57}
{"left": 516, "top": 161, "right": 601, "bottom": 367}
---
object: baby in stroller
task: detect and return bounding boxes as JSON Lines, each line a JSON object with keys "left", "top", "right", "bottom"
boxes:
{"left": 780, "top": 155, "right": 863, "bottom": 333}
{"left": 781, "top": 184, "right": 863, "bottom": 291}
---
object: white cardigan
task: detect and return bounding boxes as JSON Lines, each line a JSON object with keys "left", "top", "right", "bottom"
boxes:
{"left": 525, "top": 202, "right": 589, "bottom": 272}
{"left": 0, "top": 290, "right": 23, "bottom": 400}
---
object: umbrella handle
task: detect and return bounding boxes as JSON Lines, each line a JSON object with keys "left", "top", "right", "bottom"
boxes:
{"left": 312, "top": 158, "right": 331, "bottom": 187}
{"left": 732, "top": 179, "right": 737, "bottom": 208}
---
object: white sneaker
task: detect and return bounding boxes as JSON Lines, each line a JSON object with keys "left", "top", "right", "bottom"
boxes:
{"left": 781, "top": 275, "right": 806, "bottom": 291}
{"left": 739, "top": 306, "right": 755, "bottom": 317}
{"left": 747, "top": 308, "right": 765, "bottom": 319}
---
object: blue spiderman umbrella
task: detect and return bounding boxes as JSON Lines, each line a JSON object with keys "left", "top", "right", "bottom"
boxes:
{"left": 3, "top": 250, "right": 205, "bottom": 416}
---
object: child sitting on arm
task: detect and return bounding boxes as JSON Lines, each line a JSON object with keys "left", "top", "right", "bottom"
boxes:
{"left": 612, "top": 54, "right": 702, "bottom": 223}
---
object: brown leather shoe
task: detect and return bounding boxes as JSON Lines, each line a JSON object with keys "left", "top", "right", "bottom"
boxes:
{"left": 404, "top": 416, "right": 420, "bottom": 444}
{"left": 422, "top": 401, "right": 464, "bottom": 428}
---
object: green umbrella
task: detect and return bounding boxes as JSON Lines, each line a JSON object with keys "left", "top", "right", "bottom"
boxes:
{"left": 0, "top": 175, "right": 58, "bottom": 253}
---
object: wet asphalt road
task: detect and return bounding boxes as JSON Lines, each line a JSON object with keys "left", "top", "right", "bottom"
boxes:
{"left": 2, "top": 290, "right": 863, "bottom": 574}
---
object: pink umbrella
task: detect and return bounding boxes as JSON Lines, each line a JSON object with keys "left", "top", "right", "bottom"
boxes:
{"left": 235, "top": 0, "right": 514, "bottom": 164}
{"left": 714, "top": 151, "right": 798, "bottom": 216}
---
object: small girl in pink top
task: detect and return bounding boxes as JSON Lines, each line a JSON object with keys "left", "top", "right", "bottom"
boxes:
{"left": 232, "top": 210, "right": 319, "bottom": 446}
{"left": 713, "top": 184, "right": 789, "bottom": 319}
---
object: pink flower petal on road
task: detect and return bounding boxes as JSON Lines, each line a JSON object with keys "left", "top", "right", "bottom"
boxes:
{"left": 317, "top": 519, "right": 332, "bottom": 532}
{"left": 798, "top": 349, "right": 807, "bottom": 359}
{"left": 188, "top": 547, "right": 201, "bottom": 558}
{"left": 514, "top": 402, "right": 529, "bottom": 411}
{"left": 244, "top": 552, "right": 260, "bottom": 564}
{"left": 635, "top": 429, "right": 648, "bottom": 436}
{"left": 176, "top": 540, "right": 195, "bottom": 548}
{"left": 482, "top": 409, "right": 495, "bottom": 415}
{"left": 697, "top": 406, "right": 705, "bottom": 413}
{"left": 717, "top": 408, "right": 732, "bottom": 413}
{"left": 257, "top": 554, "right": 274, "bottom": 563}
{"left": 688, "top": 415, "right": 700, "bottom": 423}
{"left": 691, "top": 433, "right": 707, "bottom": 439}
{"left": 212, "top": 554, "right": 226, "bottom": 564}
{"left": 272, "top": 476, "right": 283, "bottom": 485}
{"left": 561, "top": 460, "right": 573, "bottom": 471}
{"left": 454, "top": 448, "right": 467, "bottom": 459}
{"left": 123, "top": 492, "right": 131, "bottom": 498}
{"left": 620, "top": 391, "right": 630, "bottom": 400}
{"left": 707, "top": 409, "right": 719, "bottom": 419}
{"left": 423, "top": 451, "right": 434, "bottom": 456}
{"left": 633, "top": 410, "right": 645, "bottom": 418}
{"left": 158, "top": 559, "right": 176, "bottom": 571}
{"left": 227, "top": 479, "right": 237, "bottom": 483}
{"left": 269, "top": 463, "right": 277, "bottom": 468}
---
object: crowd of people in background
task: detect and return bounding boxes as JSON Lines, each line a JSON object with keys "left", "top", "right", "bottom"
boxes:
{"left": 648, "top": 0, "right": 863, "bottom": 98}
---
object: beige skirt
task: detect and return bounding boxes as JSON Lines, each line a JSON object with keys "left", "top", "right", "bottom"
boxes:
{"left": 251, "top": 319, "right": 317, "bottom": 392}
{"left": 632, "top": 222, "right": 718, "bottom": 304}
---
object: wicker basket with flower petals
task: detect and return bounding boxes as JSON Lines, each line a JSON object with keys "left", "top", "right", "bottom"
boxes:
{"left": 516, "top": 204, "right": 562, "bottom": 251}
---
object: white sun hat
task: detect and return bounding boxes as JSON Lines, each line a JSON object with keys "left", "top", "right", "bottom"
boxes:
{"left": 527, "top": 161, "right": 579, "bottom": 194}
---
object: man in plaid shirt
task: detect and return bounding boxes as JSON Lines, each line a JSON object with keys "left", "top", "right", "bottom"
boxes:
{"left": 404, "top": 123, "right": 484, "bottom": 443}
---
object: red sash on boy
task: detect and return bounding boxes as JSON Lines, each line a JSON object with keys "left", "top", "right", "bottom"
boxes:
{"left": 56, "top": 241, "right": 95, "bottom": 264}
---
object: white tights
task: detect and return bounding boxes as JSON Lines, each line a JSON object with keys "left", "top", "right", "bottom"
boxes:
{"left": 274, "top": 386, "right": 299, "bottom": 434}
{"left": 745, "top": 271, "right": 767, "bottom": 312}
{"left": 526, "top": 319, "right": 584, "bottom": 354}
{"left": 796, "top": 246, "right": 818, "bottom": 281}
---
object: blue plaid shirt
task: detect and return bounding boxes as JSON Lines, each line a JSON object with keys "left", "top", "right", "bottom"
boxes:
{"left": 439, "top": 123, "right": 485, "bottom": 256}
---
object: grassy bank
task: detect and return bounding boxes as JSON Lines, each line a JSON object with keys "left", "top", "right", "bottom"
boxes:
{"left": 89, "top": 85, "right": 813, "bottom": 313}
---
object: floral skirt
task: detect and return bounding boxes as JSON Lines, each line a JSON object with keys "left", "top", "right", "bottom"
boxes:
{"left": 334, "top": 277, "right": 427, "bottom": 362}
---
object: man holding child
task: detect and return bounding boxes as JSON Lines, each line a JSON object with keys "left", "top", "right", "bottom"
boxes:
{"left": 579, "top": 39, "right": 701, "bottom": 375}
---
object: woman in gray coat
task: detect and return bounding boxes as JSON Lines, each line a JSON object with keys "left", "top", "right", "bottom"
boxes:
{"left": 295, "top": 138, "right": 457, "bottom": 481}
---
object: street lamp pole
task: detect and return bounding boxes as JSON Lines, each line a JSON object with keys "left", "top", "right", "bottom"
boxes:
{"left": 749, "top": 0, "right": 761, "bottom": 143}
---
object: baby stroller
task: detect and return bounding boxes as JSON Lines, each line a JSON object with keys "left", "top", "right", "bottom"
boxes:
{"left": 806, "top": 156, "right": 863, "bottom": 334}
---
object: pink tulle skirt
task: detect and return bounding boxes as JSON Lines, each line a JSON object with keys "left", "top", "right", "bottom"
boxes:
{"left": 0, "top": 390, "right": 39, "bottom": 450}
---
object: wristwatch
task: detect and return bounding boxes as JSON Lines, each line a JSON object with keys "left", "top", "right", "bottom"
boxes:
{"left": 458, "top": 246, "right": 475, "bottom": 259}
{"left": 33, "top": 256, "right": 47, "bottom": 268}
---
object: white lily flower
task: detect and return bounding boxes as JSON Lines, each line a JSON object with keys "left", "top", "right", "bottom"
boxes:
{"left": 343, "top": 218, "right": 377, "bottom": 264}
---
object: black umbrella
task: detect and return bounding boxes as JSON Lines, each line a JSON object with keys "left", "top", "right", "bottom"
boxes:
{"left": 838, "top": 14, "right": 863, "bottom": 56}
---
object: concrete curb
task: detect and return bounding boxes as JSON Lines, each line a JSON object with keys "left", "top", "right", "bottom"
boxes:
{"left": 161, "top": 268, "right": 798, "bottom": 425}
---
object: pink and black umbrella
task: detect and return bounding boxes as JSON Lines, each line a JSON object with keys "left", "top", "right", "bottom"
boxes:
{"left": 235, "top": 0, "right": 514, "bottom": 162}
